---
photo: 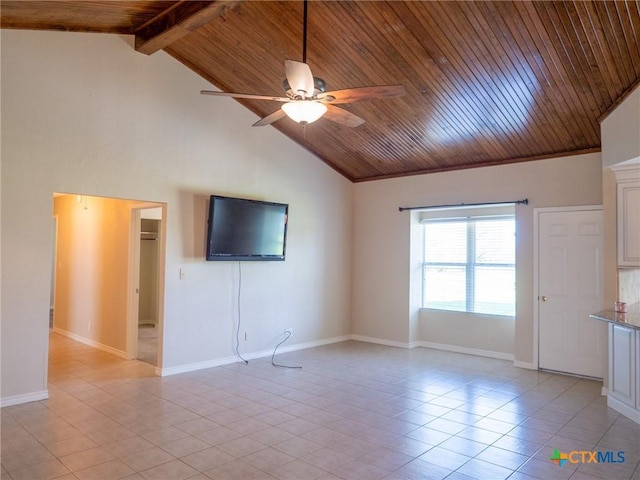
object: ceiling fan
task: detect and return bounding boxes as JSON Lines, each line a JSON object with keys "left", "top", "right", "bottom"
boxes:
{"left": 200, "top": 0, "right": 405, "bottom": 127}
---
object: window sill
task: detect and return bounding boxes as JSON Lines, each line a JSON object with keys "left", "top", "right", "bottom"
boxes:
{"left": 420, "top": 308, "right": 515, "bottom": 320}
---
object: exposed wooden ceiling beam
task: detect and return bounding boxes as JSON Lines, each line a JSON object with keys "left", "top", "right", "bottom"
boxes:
{"left": 135, "top": 0, "right": 243, "bottom": 55}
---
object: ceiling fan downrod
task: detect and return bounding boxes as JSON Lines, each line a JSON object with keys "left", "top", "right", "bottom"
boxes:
{"left": 200, "top": 0, "right": 405, "bottom": 128}
{"left": 302, "top": 0, "right": 308, "bottom": 64}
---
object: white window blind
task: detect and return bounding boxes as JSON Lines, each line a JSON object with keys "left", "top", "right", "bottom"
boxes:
{"left": 421, "top": 210, "right": 515, "bottom": 316}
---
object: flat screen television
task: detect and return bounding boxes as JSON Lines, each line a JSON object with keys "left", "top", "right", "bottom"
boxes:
{"left": 206, "top": 195, "right": 288, "bottom": 261}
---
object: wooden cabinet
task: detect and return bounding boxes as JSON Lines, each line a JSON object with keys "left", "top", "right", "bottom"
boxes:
{"left": 613, "top": 164, "right": 640, "bottom": 267}
{"left": 607, "top": 323, "right": 640, "bottom": 424}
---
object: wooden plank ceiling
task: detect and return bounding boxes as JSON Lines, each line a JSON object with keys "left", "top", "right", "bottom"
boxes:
{"left": 2, "top": 1, "right": 639, "bottom": 182}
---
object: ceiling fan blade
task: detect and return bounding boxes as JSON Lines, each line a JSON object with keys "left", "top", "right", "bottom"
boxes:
{"left": 323, "top": 104, "right": 365, "bottom": 127}
{"left": 319, "top": 85, "right": 406, "bottom": 104}
{"left": 252, "top": 109, "right": 287, "bottom": 127}
{"left": 200, "top": 90, "right": 289, "bottom": 102}
{"left": 285, "top": 60, "right": 315, "bottom": 98}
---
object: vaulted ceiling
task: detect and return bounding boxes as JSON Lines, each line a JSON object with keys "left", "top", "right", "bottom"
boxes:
{"left": 2, "top": 1, "right": 639, "bottom": 182}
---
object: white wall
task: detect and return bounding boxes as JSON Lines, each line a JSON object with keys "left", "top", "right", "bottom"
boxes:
{"left": 420, "top": 310, "right": 515, "bottom": 358}
{"left": 1, "top": 30, "right": 352, "bottom": 403}
{"left": 601, "top": 85, "right": 640, "bottom": 168}
{"left": 352, "top": 154, "right": 603, "bottom": 365}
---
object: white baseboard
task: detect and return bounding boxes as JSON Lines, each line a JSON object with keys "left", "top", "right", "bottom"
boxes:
{"left": 513, "top": 360, "right": 537, "bottom": 370}
{"left": 159, "top": 355, "right": 239, "bottom": 376}
{"left": 607, "top": 395, "right": 640, "bottom": 425}
{"left": 1, "top": 390, "right": 49, "bottom": 408}
{"left": 158, "top": 335, "right": 351, "bottom": 377}
{"left": 348, "top": 336, "right": 515, "bottom": 361}
{"left": 53, "top": 328, "right": 128, "bottom": 359}
{"left": 271, "top": 334, "right": 352, "bottom": 356}
{"left": 417, "top": 341, "right": 514, "bottom": 361}
{"left": 350, "top": 335, "right": 412, "bottom": 349}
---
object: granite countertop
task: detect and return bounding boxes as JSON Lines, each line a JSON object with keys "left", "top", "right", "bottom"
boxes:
{"left": 590, "top": 302, "right": 640, "bottom": 330}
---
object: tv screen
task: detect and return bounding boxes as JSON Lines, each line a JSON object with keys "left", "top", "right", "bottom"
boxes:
{"left": 206, "top": 195, "right": 288, "bottom": 261}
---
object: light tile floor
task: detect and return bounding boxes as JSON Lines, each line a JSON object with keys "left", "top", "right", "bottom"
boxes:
{"left": 138, "top": 325, "right": 158, "bottom": 367}
{"left": 2, "top": 332, "right": 640, "bottom": 480}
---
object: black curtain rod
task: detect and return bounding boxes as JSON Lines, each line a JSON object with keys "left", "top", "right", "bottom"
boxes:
{"left": 398, "top": 198, "right": 528, "bottom": 212}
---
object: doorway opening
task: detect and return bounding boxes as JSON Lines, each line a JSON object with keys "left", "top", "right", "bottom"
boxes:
{"left": 49, "top": 194, "right": 165, "bottom": 372}
{"left": 136, "top": 209, "right": 162, "bottom": 366}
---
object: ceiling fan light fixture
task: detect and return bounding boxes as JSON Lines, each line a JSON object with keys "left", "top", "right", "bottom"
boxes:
{"left": 282, "top": 100, "right": 327, "bottom": 124}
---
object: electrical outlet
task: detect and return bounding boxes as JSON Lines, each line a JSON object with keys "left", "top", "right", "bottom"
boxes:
{"left": 285, "top": 328, "right": 293, "bottom": 336}
{"left": 244, "top": 331, "right": 250, "bottom": 341}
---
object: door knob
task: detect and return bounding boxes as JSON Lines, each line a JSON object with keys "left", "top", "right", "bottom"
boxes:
{"left": 540, "top": 295, "right": 548, "bottom": 302}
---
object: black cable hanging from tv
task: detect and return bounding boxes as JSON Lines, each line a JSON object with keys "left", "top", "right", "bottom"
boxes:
{"left": 235, "top": 262, "right": 249, "bottom": 364}
{"left": 398, "top": 198, "right": 528, "bottom": 212}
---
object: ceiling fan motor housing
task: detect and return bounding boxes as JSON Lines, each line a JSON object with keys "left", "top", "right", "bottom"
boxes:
{"left": 283, "top": 76, "right": 326, "bottom": 99}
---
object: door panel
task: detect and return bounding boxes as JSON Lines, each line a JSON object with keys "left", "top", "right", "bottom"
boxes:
{"left": 538, "top": 209, "right": 605, "bottom": 378}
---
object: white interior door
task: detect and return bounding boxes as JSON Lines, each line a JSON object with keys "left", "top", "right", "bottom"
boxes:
{"left": 538, "top": 208, "right": 606, "bottom": 378}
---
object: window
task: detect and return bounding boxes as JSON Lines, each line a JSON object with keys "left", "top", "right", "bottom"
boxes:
{"left": 421, "top": 213, "right": 515, "bottom": 316}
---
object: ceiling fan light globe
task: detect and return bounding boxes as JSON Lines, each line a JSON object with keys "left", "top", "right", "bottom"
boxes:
{"left": 282, "top": 101, "right": 327, "bottom": 124}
